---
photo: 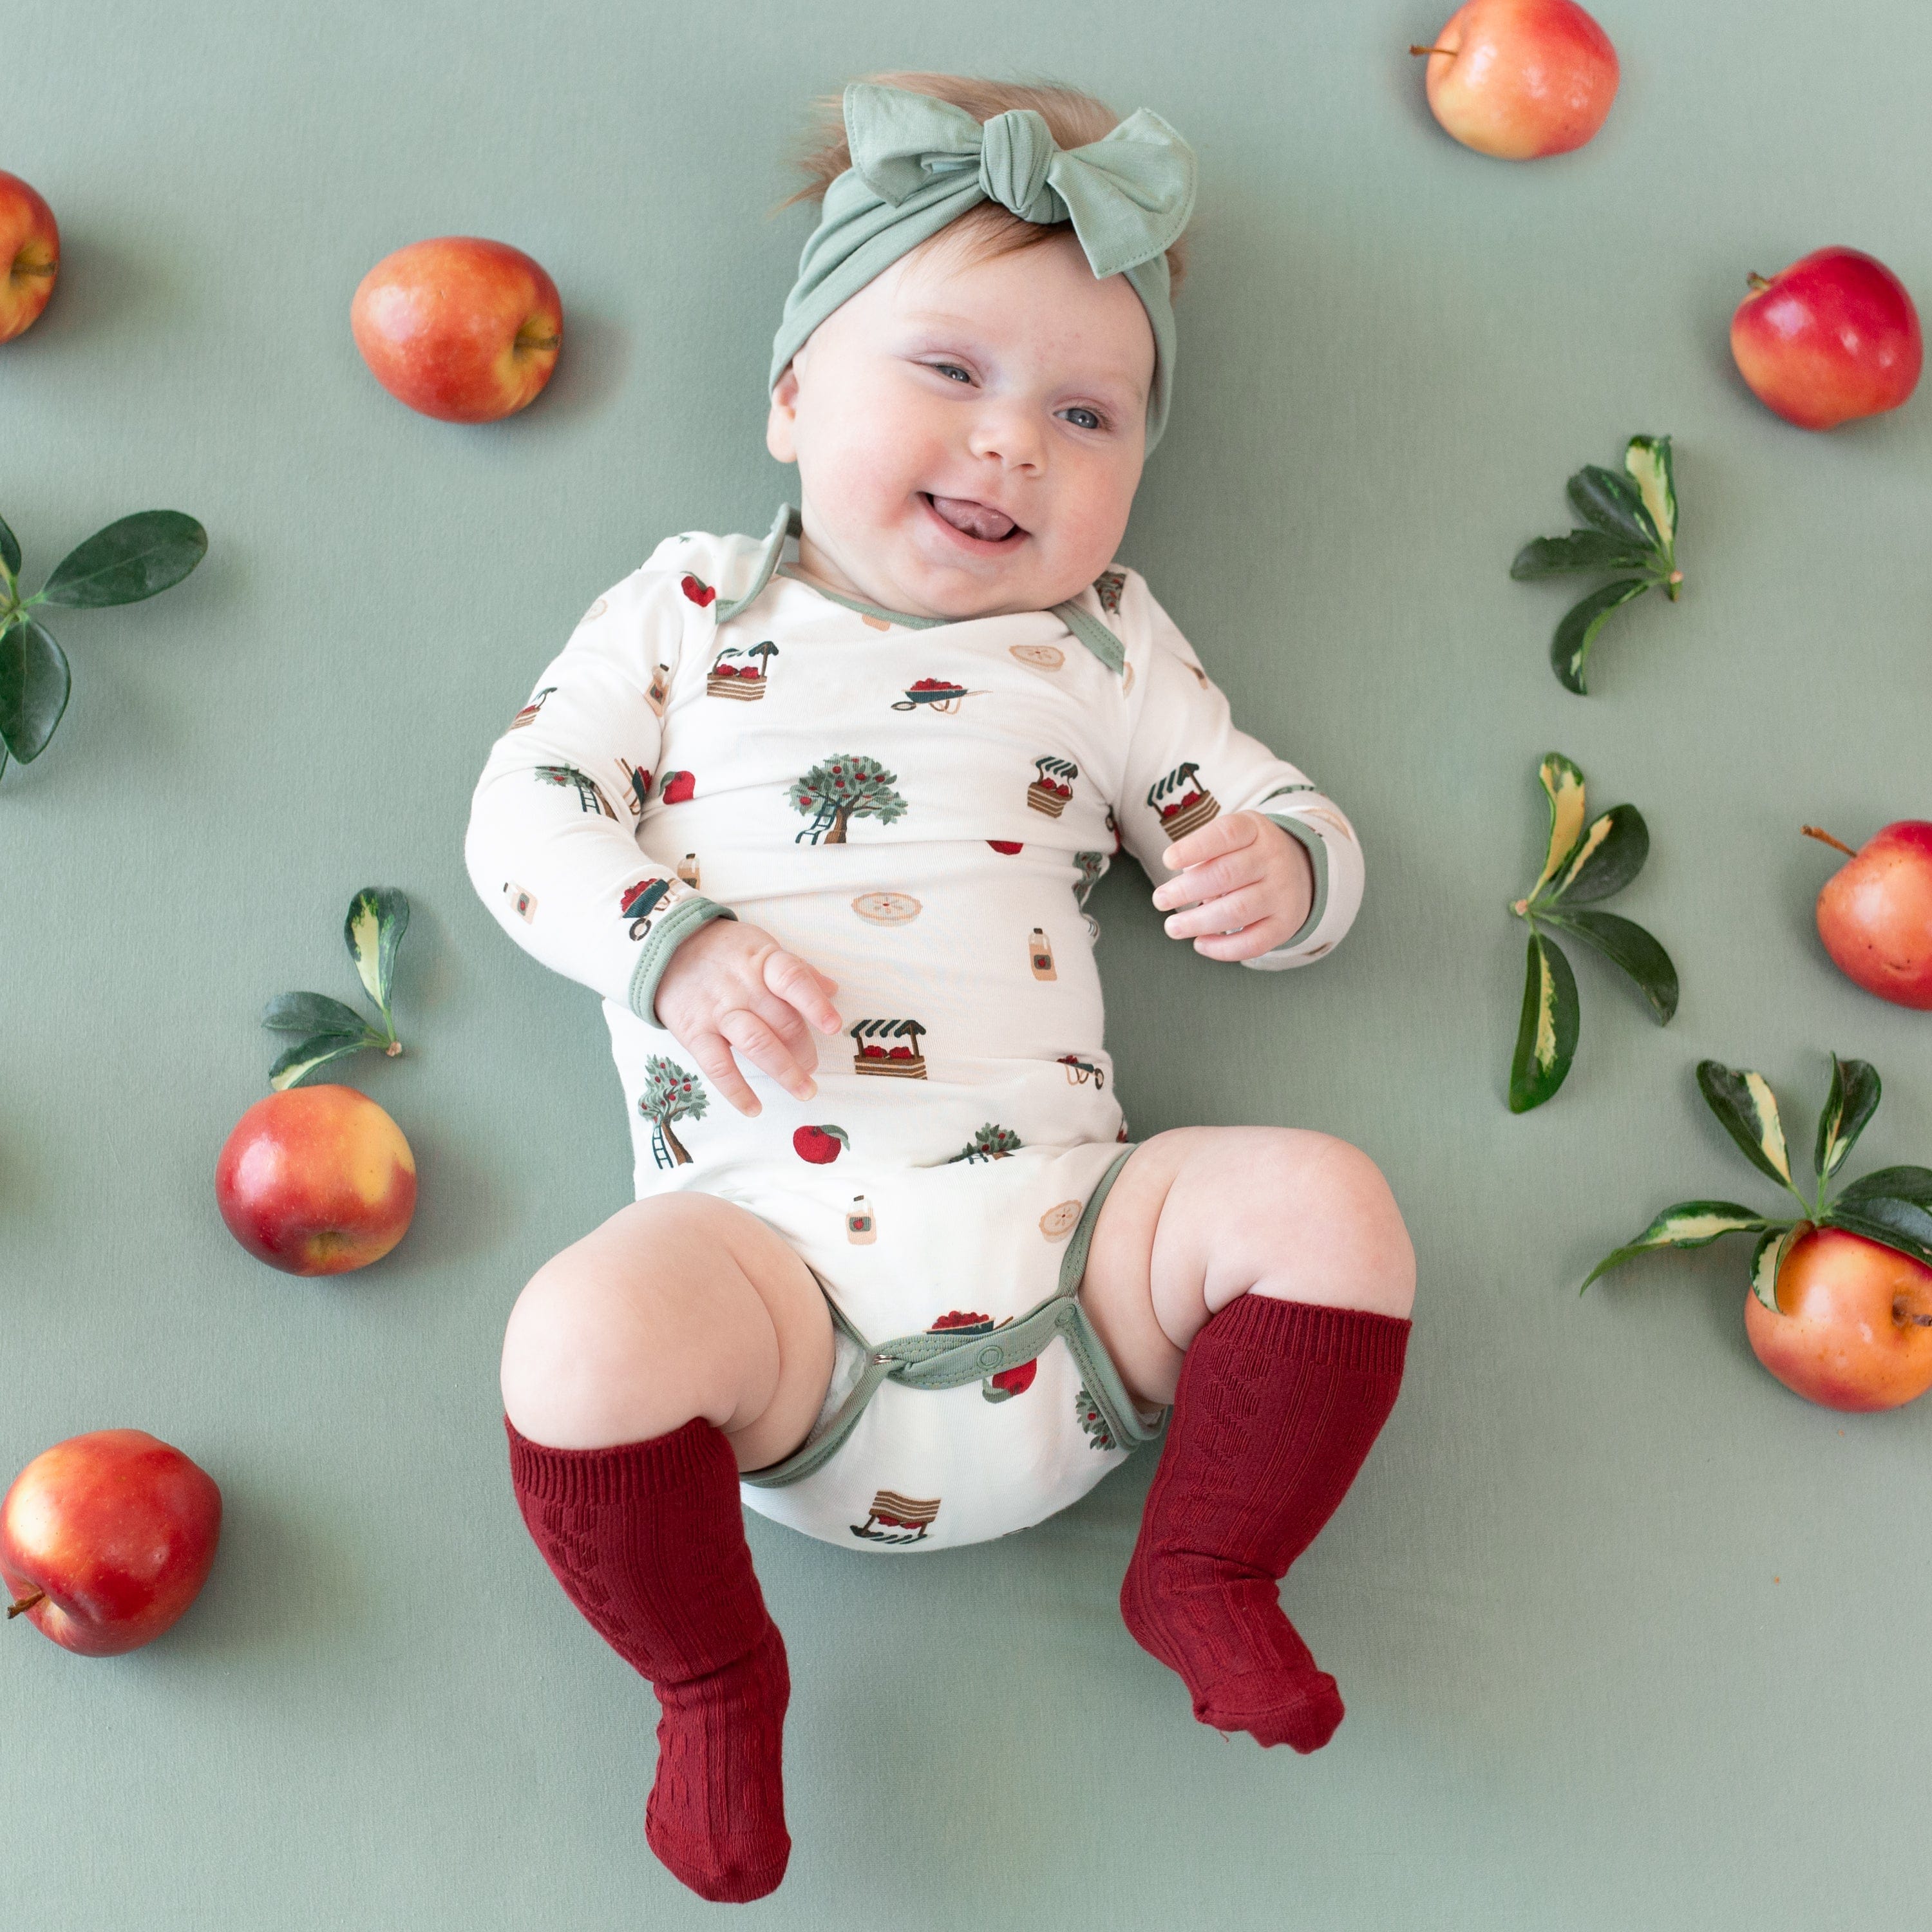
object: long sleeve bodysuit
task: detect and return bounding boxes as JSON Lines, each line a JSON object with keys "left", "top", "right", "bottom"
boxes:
{"left": 466, "top": 507, "right": 1363, "bottom": 1550}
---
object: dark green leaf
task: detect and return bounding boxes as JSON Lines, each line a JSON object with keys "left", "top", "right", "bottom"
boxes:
{"left": 0, "top": 510, "right": 19, "bottom": 580}
{"left": 1581, "top": 1202, "right": 1781, "bottom": 1291}
{"left": 39, "top": 511, "right": 207, "bottom": 608}
{"left": 1837, "top": 1166, "right": 1932, "bottom": 1210}
{"left": 1511, "top": 531, "right": 1658, "bottom": 580}
{"left": 1813, "top": 1056, "right": 1881, "bottom": 1184}
{"left": 0, "top": 618, "right": 72, "bottom": 762}
{"left": 1551, "top": 579, "right": 1652, "bottom": 694}
{"left": 269, "top": 1034, "right": 372, "bottom": 1091}
{"left": 1546, "top": 804, "right": 1649, "bottom": 903}
{"left": 1568, "top": 466, "right": 1660, "bottom": 549}
{"left": 1542, "top": 909, "right": 1678, "bottom": 1023}
{"left": 261, "top": 990, "right": 374, "bottom": 1037}
{"left": 1624, "top": 437, "right": 1677, "bottom": 554}
{"left": 1821, "top": 1198, "right": 1932, "bottom": 1273}
{"left": 1509, "top": 931, "right": 1579, "bottom": 1113}
{"left": 1697, "top": 1061, "right": 1797, "bottom": 1191}
{"left": 344, "top": 887, "right": 410, "bottom": 1017}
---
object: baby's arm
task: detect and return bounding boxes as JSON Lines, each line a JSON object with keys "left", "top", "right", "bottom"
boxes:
{"left": 1115, "top": 584, "right": 1365, "bottom": 967}
{"left": 463, "top": 569, "right": 837, "bottom": 1108}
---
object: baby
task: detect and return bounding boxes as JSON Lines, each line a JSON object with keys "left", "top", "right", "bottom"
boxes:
{"left": 465, "top": 72, "right": 1416, "bottom": 1905}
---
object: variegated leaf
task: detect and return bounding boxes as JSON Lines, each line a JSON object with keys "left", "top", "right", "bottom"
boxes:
{"left": 1551, "top": 578, "right": 1652, "bottom": 694}
{"left": 1508, "top": 931, "right": 1579, "bottom": 1113}
{"left": 1837, "top": 1165, "right": 1932, "bottom": 1209}
{"left": 1510, "top": 531, "right": 1656, "bottom": 579}
{"left": 1548, "top": 804, "right": 1649, "bottom": 904}
{"left": 269, "top": 1033, "right": 370, "bottom": 1091}
{"left": 1748, "top": 1221, "right": 1808, "bottom": 1314}
{"left": 0, "top": 509, "right": 19, "bottom": 582}
{"left": 1696, "top": 1061, "right": 1797, "bottom": 1193}
{"left": 262, "top": 990, "right": 373, "bottom": 1037}
{"left": 1530, "top": 753, "right": 1587, "bottom": 898}
{"left": 1822, "top": 1197, "right": 1932, "bottom": 1273}
{"left": 1813, "top": 1055, "right": 1881, "bottom": 1182}
{"left": 1568, "top": 466, "right": 1660, "bottom": 550}
{"left": 1624, "top": 436, "right": 1676, "bottom": 554}
{"left": 344, "top": 886, "right": 410, "bottom": 1016}
{"left": 1580, "top": 1202, "right": 1782, "bottom": 1291}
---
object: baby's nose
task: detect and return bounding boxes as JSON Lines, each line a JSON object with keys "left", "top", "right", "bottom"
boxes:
{"left": 965, "top": 400, "right": 1045, "bottom": 469}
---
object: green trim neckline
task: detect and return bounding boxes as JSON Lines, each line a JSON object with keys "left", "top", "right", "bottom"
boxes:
{"left": 714, "top": 504, "right": 1126, "bottom": 676}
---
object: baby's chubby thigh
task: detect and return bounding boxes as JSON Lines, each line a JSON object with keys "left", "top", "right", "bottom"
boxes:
{"left": 500, "top": 1191, "right": 835, "bottom": 1470}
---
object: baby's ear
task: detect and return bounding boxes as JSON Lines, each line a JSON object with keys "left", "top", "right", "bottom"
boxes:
{"left": 766, "top": 363, "right": 801, "bottom": 463}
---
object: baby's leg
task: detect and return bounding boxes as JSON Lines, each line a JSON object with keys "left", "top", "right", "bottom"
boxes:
{"left": 501, "top": 1195, "right": 833, "bottom": 1905}
{"left": 1081, "top": 1128, "right": 1415, "bottom": 1752}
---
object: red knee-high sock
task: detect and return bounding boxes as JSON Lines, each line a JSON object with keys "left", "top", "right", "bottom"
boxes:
{"left": 1121, "top": 1295, "right": 1409, "bottom": 1752}
{"left": 506, "top": 1416, "right": 790, "bottom": 1903}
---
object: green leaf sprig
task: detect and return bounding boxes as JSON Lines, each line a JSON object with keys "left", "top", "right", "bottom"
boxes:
{"left": 1508, "top": 753, "right": 1678, "bottom": 1112}
{"left": 262, "top": 888, "right": 412, "bottom": 1090}
{"left": 1512, "top": 435, "right": 1681, "bottom": 694}
{"left": 1582, "top": 1055, "right": 1932, "bottom": 1305}
{"left": 0, "top": 509, "right": 209, "bottom": 779}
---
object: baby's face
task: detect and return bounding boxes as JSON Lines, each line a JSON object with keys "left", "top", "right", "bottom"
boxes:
{"left": 767, "top": 229, "right": 1155, "bottom": 621}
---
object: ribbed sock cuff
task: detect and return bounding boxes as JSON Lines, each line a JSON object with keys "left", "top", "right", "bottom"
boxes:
{"left": 1202, "top": 1294, "right": 1411, "bottom": 1377}
{"left": 503, "top": 1414, "right": 734, "bottom": 1506}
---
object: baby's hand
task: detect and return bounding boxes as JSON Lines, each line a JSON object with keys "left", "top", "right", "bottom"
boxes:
{"left": 654, "top": 918, "right": 842, "bottom": 1116}
{"left": 1151, "top": 811, "right": 1314, "bottom": 962}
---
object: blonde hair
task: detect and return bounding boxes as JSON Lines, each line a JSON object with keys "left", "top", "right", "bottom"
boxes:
{"left": 782, "top": 70, "right": 1189, "bottom": 296}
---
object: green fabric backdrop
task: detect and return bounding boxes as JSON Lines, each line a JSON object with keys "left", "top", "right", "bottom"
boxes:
{"left": 6, "top": 2, "right": 1929, "bottom": 1926}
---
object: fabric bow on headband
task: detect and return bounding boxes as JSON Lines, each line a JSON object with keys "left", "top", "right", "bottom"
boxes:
{"left": 770, "top": 82, "right": 1199, "bottom": 451}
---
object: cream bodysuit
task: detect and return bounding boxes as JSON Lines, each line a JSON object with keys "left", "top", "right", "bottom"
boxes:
{"left": 464, "top": 507, "right": 1363, "bottom": 1551}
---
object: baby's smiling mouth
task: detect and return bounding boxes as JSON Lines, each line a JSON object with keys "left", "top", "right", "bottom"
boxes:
{"left": 922, "top": 493, "right": 1024, "bottom": 544}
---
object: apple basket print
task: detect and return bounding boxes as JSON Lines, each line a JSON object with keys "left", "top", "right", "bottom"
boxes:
{"left": 706, "top": 641, "right": 778, "bottom": 699}
{"left": 850, "top": 1018, "right": 927, "bottom": 1078}
{"left": 790, "top": 754, "right": 907, "bottom": 844}
{"left": 638, "top": 1056, "right": 707, "bottom": 1168}
{"left": 1148, "top": 762, "right": 1218, "bottom": 840}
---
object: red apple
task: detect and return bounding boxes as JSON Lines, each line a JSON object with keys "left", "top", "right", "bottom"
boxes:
{"left": 351, "top": 237, "right": 562, "bottom": 422}
{"left": 793, "top": 1124, "right": 848, "bottom": 1164}
{"left": 1730, "top": 249, "right": 1922, "bottom": 430}
{"left": 3, "top": 1430, "right": 221, "bottom": 1656}
{"left": 216, "top": 1084, "right": 417, "bottom": 1274}
{"left": 660, "top": 770, "right": 696, "bottom": 804}
{"left": 1804, "top": 822, "right": 1932, "bottom": 1009}
{"left": 1744, "top": 1227, "right": 1932, "bottom": 1411}
{"left": 1411, "top": 0, "right": 1619, "bottom": 160}
{"left": 0, "top": 171, "right": 59, "bottom": 343}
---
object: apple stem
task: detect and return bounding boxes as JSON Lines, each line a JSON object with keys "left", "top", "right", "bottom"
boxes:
{"left": 1408, "top": 43, "right": 1452, "bottom": 56}
{"left": 7, "top": 1590, "right": 45, "bottom": 1620}
{"left": 1801, "top": 826, "right": 1857, "bottom": 858}
{"left": 1747, "top": 272, "right": 1772, "bottom": 292}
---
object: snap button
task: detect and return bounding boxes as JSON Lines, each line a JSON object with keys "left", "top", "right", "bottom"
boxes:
{"left": 976, "top": 1344, "right": 1003, "bottom": 1370}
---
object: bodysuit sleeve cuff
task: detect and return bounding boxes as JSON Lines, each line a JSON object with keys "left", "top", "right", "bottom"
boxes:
{"left": 626, "top": 896, "right": 737, "bottom": 1027}
{"left": 1263, "top": 816, "right": 1328, "bottom": 952}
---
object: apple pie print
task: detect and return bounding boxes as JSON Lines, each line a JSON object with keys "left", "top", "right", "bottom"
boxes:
{"left": 1009, "top": 642, "right": 1065, "bottom": 674}
{"left": 860, "top": 614, "right": 893, "bottom": 632}
{"left": 1039, "top": 1199, "right": 1082, "bottom": 1241}
{"left": 851, "top": 890, "right": 922, "bottom": 925}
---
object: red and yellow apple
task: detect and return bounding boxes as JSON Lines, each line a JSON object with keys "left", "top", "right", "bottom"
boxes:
{"left": 1805, "top": 822, "right": 1932, "bottom": 1009}
{"left": 1, "top": 171, "right": 60, "bottom": 343}
{"left": 216, "top": 1084, "right": 417, "bottom": 1274}
{"left": 1745, "top": 1227, "right": 1932, "bottom": 1411}
{"left": 350, "top": 237, "right": 562, "bottom": 422}
{"left": 3, "top": 1430, "right": 221, "bottom": 1656}
{"left": 1731, "top": 249, "right": 1922, "bottom": 430}
{"left": 1411, "top": 0, "right": 1619, "bottom": 159}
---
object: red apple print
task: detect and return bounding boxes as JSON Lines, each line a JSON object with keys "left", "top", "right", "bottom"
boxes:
{"left": 887, "top": 1046, "right": 913, "bottom": 1060}
{"left": 659, "top": 770, "right": 696, "bottom": 804}
{"left": 931, "top": 1311, "right": 994, "bottom": 1332}
{"left": 792, "top": 1124, "right": 849, "bottom": 1164}
{"left": 860, "top": 1044, "right": 888, "bottom": 1059}
{"left": 987, "top": 840, "right": 1023, "bottom": 855}
{"left": 680, "top": 574, "right": 716, "bottom": 607}
{"left": 989, "top": 1360, "right": 1037, "bottom": 1397}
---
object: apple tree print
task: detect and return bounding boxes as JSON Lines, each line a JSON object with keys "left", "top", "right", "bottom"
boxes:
{"left": 638, "top": 1054, "right": 708, "bottom": 1168}
{"left": 949, "top": 1124, "right": 1024, "bottom": 1164}
{"left": 790, "top": 754, "right": 907, "bottom": 845}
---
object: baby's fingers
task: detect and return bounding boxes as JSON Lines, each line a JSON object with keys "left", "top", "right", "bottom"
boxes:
{"left": 1163, "top": 884, "right": 1274, "bottom": 942}
{"left": 764, "top": 948, "right": 842, "bottom": 1035}
{"left": 720, "top": 1007, "right": 819, "bottom": 1104}
{"left": 1160, "top": 809, "right": 1257, "bottom": 877}
{"left": 686, "top": 1030, "right": 762, "bottom": 1117}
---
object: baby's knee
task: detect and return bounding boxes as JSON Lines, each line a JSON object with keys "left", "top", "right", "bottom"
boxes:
{"left": 1241, "top": 1130, "right": 1416, "bottom": 1314}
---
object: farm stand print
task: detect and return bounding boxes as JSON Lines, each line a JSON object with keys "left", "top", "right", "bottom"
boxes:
{"left": 706, "top": 640, "right": 777, "bottom": 699}
{"left": 851, "top": 1018, "right": 927, "bottom": 1077}
{"left": 637, "top": 1056, "right": 708, "bottom": 1168}
{"left": 1028, "top": 755, "right": 1077, "bottom": 817}
{"left": 1148, "top": 762, "right": 1219, "bottom": 839}
{"left": 790, "top": 755, "right": 907, "bottom": 844}
{"left": 851, "top": 1491, "right": 941, "bottom": 1545}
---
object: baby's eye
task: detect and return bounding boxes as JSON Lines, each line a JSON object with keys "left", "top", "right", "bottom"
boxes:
{"left": 1059, "top": 406, "right": 1106, "bottom": 431}
{"left": 927, "top": 362, "right": 974, "bottom": 384}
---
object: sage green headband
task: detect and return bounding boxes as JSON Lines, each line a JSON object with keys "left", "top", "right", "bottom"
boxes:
{"left": 770, "top": 82, "right": 1198, "bottom": 451}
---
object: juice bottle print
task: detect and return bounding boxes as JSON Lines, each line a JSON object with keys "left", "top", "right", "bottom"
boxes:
{"left": 1028, "top": 927, "right": 1056, "bottom": 980}
{"left": 846, "top": 1195, "right": 876, "bottom": 1244}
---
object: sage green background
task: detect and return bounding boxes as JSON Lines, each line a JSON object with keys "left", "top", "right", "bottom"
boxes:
{"left": 6, "top": 2, "right": 1930, "bottom": 1926}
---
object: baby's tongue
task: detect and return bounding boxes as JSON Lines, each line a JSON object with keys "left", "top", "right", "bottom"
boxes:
{"left": 928, "top": 495, "right": 1016, "bottom": 542}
